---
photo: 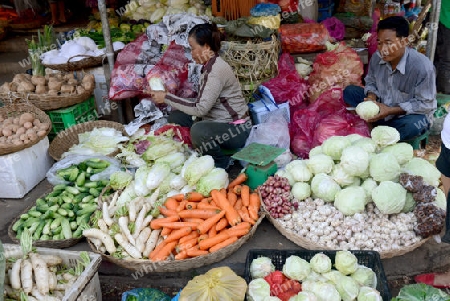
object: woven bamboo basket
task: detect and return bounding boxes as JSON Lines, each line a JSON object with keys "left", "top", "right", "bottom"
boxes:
{"left": 43, "top": 51, "right": 120, "bottom": 72}
{"left": 9, "top": 19, "right": 41, "bottom": 30}
{"left": 220, "top": 36, "right": 280, "bottom": 84}
{"left": 86, "top": 215, "right": 264, "bottom": 272}
{"left": 48, "top": 120, "right": 126, "bottom": 161}
{"left": 8, "top": 191, "right": 84, "bottom": 248}
{"left": 265, "top": 212, "right": 430, "bottom": 259}
{"left": 0, "top": 102, "right": 51, "bottom": 156}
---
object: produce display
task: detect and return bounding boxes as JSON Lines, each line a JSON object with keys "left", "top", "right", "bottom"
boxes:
{"left": 0, "top": 73, "right": 95, "bottom": 96}
{"left": 265, "top": 126, "right": 445, "bottom": 254}
{"left": 10, "top": 158, "right": 113, "bottom": 242}
{"left": 3, "top": 231, "right": 92, "bottom": 300}
{"left": 0, "top": 112, "right": 50, "bottom": 146}
{"left": 279, "top": 23, "right": 330, "bottom": 54}
{"left": 247, "top": 250, "right": 382, "bottom": 301}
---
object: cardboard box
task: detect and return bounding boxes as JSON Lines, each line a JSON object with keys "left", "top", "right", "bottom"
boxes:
{"left": 0, "top": 138, "right": 54, "bottom": 198}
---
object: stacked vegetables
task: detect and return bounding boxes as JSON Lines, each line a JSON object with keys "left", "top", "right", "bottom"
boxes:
{"left": 0, "top": 112, "right": 50, "bottom": 147}
{"left": 11, "top": 158, "right": 112, "bottom": 242}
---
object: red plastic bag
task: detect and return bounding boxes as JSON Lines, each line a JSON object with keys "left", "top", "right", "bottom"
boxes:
{"left": 154, "top": 124, "right": 192, "bottom": 147}
{"left": 289, "top": 88, "right": 370, "bottom": 158}
{"left": 279, "top": 23, "right": 330, "bottom": 54}
{"left": 261, "top": 53, "right": 310, "bottom": 105}
{"left": 267, "top": 0, "right": 299, "bottom": 12}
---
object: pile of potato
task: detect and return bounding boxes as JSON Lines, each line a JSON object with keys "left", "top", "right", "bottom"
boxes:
{"left": 0, "top": 73, "right": 94, "bottom": 96}
{"left": 0, "top": 112, "right": 50, "bottom": 146}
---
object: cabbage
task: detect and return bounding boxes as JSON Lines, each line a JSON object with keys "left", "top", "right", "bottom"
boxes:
{"left": 335, "top": 275, "right": 360, "bottom": 301}
{"left": 401, "top": 192, "right": 416, "bottom": 213}
{"left": 142, "top": 137, "right": 183, "bottom": 161}
{"left": 402, "top": 157, "right": 442, "bottom": 186}
{"left": 352, "top": 137, "right": 378, "bottom": 154}
{"left": 304, "top": 270, "right": 328, "bottom": 283}
{"left": 247, "top": 278, "right": 271, "bottom": 301}
{"left": 321, "top": 136, "right": 351, "bottom": 160}
{"left": 150, "top": 7, "right": 166, "bottom": 23}
{"left": 322, "top": 270, "right": 346, "bottom": 284}
{"left": 292, "top": 182, "right": 311, "bottom": 201}
{"left": 310, "top": 173, "right": 341, "bottom": 202}
{"left": 134, "top": 166, "right": 151, "bottom": 197}
{"left": 351, "top": 265, "right": 377, "bottom": 288}
{"left": 286, "top": 160, "right": 312, "bottom": 182}
{"left": 369, "top": 153, "right": 401, "bottom": 182}
{"left": 309, "top": 145, "right": 323, "bottom": 157}
{"left": 357, "top": 286, "right": 382, "bottom": 301}
{"left": 282, "top": 255, "right": 311, "bottom": 281}
{"left": 347, "top": 133, "right": 365, "bottom": 143}
{"left": 110, "top": 171, "right": 133, "bottom": 190}
{"left": 184, "top": 155, "right": 215, "bottom": 186}
{"left": 335, "top": 250, "right": 358, "bottom": 275}
{"left": 331, "top": 164, "right": 356, "bottom": 187}
{"left": 303, "top": 282, "right": 340, "bottom": 301}
{"left": 334, "top": 187, "right": 366, "bottom": 216}
{"left": 380, "top": 143, "right": 414, "bottom": 165}
{"left": 361, "top": 178, "right": 378, "bottom": 204}
{"left": 356, "top": 101, "right": 380, "bottom": 120}
{"left": 371, "top": 126, "right": 400, "bottom": 146}
{"left": 289, "top": 292, "right": 318, "bottom": 301}
{"left": 275, "top": 169, "right": 296, "bottom": 186}
{"left": 340, "top": 146, "right": 370, "bottom": 177}
{"left": 195, "top": 168, "right": 229, "bottom": 196}
{"left": 170, "top": 175, "right": 187, "bottom": 191}
{"left": 310, "top": 253, "right": 332, "bottom": 274}
{"left": 435, "top": 188, "right": 447, "bottom": 211}
{"left": 158, "top": 173, "right": 177, "bottom": 195}
{"left": 372, "top": 181, "right": 406, "bottom": 214}
{"left": 155, "top": 152, "right": 185, "bottom": 171}
{"left": 146, "top": 162, "right": 171, "bottom": 190}
{"left": 250, "top": 257, "right": 275, "bottom": 279}
{"left": 116, "top": 181, "right": 137, "bottom": 206}
{"left": 306, "top": 154, "right": 334, "bottom": 175}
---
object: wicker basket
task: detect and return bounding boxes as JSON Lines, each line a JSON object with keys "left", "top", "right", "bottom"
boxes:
{"left": 8, "top": 192, "right": 84, "bottom": 248}
{"left": 265, "top": 212, "right": 430, "bottom": 259}
{"left": 43, "top": 51, "right": 120, "bottom": 72}
{"left": 220, "top": 36, "right": 280, "bottom": 84}
{"left": 48, "top": 120, "right": 126, "bottom": 161}
{"left": 0, "top": 102, "right": 51, "bottom": 156}
{"left": 9, "top": 19, "right": 41, "bottom": 30}
{"left": 87, "top": 215, "right": 264, "bottom": 272}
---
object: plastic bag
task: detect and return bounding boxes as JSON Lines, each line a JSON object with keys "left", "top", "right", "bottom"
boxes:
{"left": 122, "top": 288, "right": 171, "bottom": 301}
{"left": 261, "top": 53, "right": 310, "bottom": 105}
{"left": 125, "top": 99, "right": 164, "bottom": 136}
{"left": 321, "top": 17, "right": 346, "bottom": 41}
{"left": 46, "top": 155, "right": 121, "bottom": 185}
{"left": 279, "top": 23, "right": 330, "bottom": 54}
{"left": 289, "top": 88, "right": 370, "bottom": 158}
{"left": 250, "top": 3, "right": 281, "bottom": 16}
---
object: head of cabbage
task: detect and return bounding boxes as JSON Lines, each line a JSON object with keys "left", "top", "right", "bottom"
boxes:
{"left": 249, "top": 256, "right": 275, "bottom": 279}
{"left": 372, "top": 181, "right": 406, "bottom": 214}
{"left": 335, "top": 250, "right": 358, "bottom": 275}
{"left": 311, "top": 173, "right": 341, "bottom": 203}
{"left": 356, "top": 101, "right": 380, "bottom": 121}
{"left": 369, "top": 153, "right": 401, "bottom": 182}
{"left": 334, "top": 186, "right": 366, "bottom": 216}
{"left": 371, "top": 126, "right": 400, "bottom": 147}
{"left": 340, "top": 145, "right": 370, "bottom": 177}
{"left": 321, "top": 136, "right": 351, "bottom": 160}
{"left": 282, "top": 255, "right": 311, "bottom": 281}
{"left": 310, "top": 253, "right": 332, "bottom": 274}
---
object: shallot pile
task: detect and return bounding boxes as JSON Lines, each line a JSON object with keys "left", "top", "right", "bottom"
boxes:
{"left": 259, "top": 175, "right": 298, "bottom": 218}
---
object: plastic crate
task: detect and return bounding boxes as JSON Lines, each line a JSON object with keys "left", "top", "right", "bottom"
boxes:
{"left": 318, "top": 0, "right": 334, "bottom": 9}
{"left": 48, "top": 96, "right": 98, "bottom": 135}
{"left": 244, "top": 249, "right": 391, "bottom": 301}
{"left": 318, "top": 3, "right": 335, "bottom": 21}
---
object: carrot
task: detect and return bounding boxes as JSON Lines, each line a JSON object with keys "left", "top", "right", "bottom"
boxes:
{"left": 209, "top": 236, "right": 239, "bottom": 253}
{"left": 215, "top": 217, "right": 228, "bottom": 231}
{"left": 150, "top": 215, "right": 180, "bottom": 230}
{"left": 151, "top": 241, "right": 177, "bottom": 261}
{"left": 176, "top": 237, "right": 199, "bottom": 252}
{"left": 197, "top": 203, "right": 221, "bottom": 210}
{"left": 176, "top": 200, "right": 188, "bottom": 212}
{"left": 198, "top": 234, "right": 209, "bottom": 242}
{"left": 186, "top": 247, "right": 209, "bottom": 257}
{"left": 164, "top": 227, "right": 192, "bottom": 243}
{"left": 241, "top": 185, "right": 250, "bottom": 207}
{"left": 174, "top": 250, "right": 188, "bottom": 260}
{"left": 208, "top": 226, "right": 217, "bottom": 238}
{"left": 238, "top": 207, "right": 256, "bottom": 225}
{"left": 164, "top": 197, "right": 179, "bottom": 211}
{"left": 183, "top": 218, "right": 205, "bottom": 224}
{"left": 226, "top": 228, "right": 250, "bottom": 237}
{"left": 171, "top": 193, "right": 186, "bottom": 201}
{"left": 158, "top": 206, "right": 178, "bottom": 217}
{"left": 220, "top": 188, "right": 227, "bottom": 196}
{"left": 211, "top": 189, "right": 241, "bottom": 226}
{"left": 197, "top": 210, "right": 226, "bottom": 234}
{"left": 248, "top": 206, "right": 259, "bottom": 221}
{"left": 186, "top": 202, "right": 198, "bottom": 210}
{"left": 249, "top": 192, "right": 261, "bottom": 209}
{"left": 199, "top": 232, "right": 230, "bottom": 250}
{"left": 228, "top": 221, "right": 251, "bottom": 231}
{"left": 179, "top": 231, "right": 199, "bottom": 243}
{"left": 178, "top": 209, "right": 221, "bottom": 219}
{"left": 233, "top": 185, "right": 242, "bottom": 195}
{"left": 185, "top": 192, "right": 205, "bottom": 202}
{"left": 228, "top": 191, "right": 238, "bottom": 207}
{"left": 161, "top": 226, "right": 172, "bottom": 236}
{"left": 149, "top": 239, "right": 167, "bottom": 258}
{"left": 209, "top": 200, "right": 218, "bottom": 207}
{"left": 200, "top": 197, "right": 213, "bottom": 203}
{"left": 157, "top": 222, "right": 200, "bottom": 230}
{"left": 234, "top": 198, "right": 243, "bottom": 210}
{"left": 228, "top": 173, "right": 248, "bottom": 189}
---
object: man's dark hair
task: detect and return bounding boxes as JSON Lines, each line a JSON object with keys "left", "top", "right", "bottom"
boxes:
{"left": 377, "top": 16, "right": 410, "bottom": 38}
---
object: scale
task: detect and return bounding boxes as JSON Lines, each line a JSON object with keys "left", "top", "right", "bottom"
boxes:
{"left": 232, "top": 143, "right": 285, "bottom": 190}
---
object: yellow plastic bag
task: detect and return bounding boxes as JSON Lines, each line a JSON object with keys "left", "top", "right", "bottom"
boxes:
{"left": 179, "top": 266, "right": 247, "bottom": 301}
{"left": 248, "top": 15, "right": 281, "bottom": 30}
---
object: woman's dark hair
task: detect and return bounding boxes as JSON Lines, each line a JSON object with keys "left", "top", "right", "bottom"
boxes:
{"left": 188, "top": 23, "right": 221, "bottom": 53}
{"left": 377, "top": 16, "right": 410, "bottom": 38}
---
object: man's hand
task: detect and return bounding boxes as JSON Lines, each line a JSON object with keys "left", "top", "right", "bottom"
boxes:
{"left": 149, "top": 90, "right": 167, "bottom": 104}
{"left": 366, "top": 102, "right": 392, "bottom": 122}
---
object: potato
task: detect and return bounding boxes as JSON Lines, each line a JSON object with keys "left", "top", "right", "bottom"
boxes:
{"left": 35, "top": 85, "right": 47, "bottom": 94}
{"left": 31, "top": 75, "right": 46, "bottom": 86}
{"left": 76, "top": 86, "right": 86, "bottom": 95}
{"left": 27, "top": 132, "right": 37, "bottom": 141}
{"left": 33, "top": 119, "right": 41, "bottom": 126}
{"left": 13, "top": 74, "right": 26, "bottom": 84}
{"left": 48, "top": 90, "right": 59, "bottom": 96}
{"left": 19, "top": 113, "right": 34, "bottom": 126}
{"left": 9, "top": 124, "right": 19, "bottom": 133}
{"left": 16, "top": 127, "right": 26, "bottom": 135}
{"left": 37, "top": 130, "right": 47, "bottom": 137}
{"left": 0, "top": 82, "right": 10, "bottom": 93}
{"left": 22, "top": 138, "right": 30, "bottom": 144}
{"left": 9, "top": 82, "right": 18, "bottom": 92}
{"left": 19, "top": 134, "right": 27, "bottom": 141}
{"left": 2, "top": 128, "right": 12, "bottom": 137}
{"left": 64, "top": 73, "right": 75, "bottom": 81}
{"left": 18, "top": 81, "right": 35, "bottom": 93}
{"left": 23, "top": 122, "right": 33, "bottom": 129}
{"left": 61, "top": 85, "right": 75, "bottom": 94}
{"left": 0, "top": 136, "right": 6, "bottom": 143}
{"left": 82, "top": 74, "right": 94, "bottom": 84}
{"left": 13, "top": 139, "right": 23, "bottom": 146}
{"left": 48, "top": 81, "right": 62, "bottom": 91}
{"left": 39, "top": 123, "right": 50, "bottom": 131}
{"left": 13, "top": 117, "right": 20, "bottom": 125}
{"left": 25, "top": 128, "right": 35, "bottom": 135}
{"left": 82, "top": 81, "right": 94, "bottom": 91}
{"left": 67, "top": 79, "right": 78, "bottom": 86}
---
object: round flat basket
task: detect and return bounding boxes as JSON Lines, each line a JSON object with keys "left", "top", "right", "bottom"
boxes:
{"left": 265, "top": 213, "right": 430, "bottom": 259}
{"left": 87, "top": 215, "right": 264, "bottom": 272}
{"left": 8, "top": 193, "right": 84, "bottom": 248}
{"left": 48, "top": 120, "right": 126, "bottom": 161}
{"left": 0, "top": 102, "right": 51, "bottom": 156}
{"left": 43, "top": 51, "right": 120, "bottom": 72}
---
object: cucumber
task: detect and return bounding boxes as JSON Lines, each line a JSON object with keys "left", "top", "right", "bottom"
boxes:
{"left": 61, "top": 219, "right": 72, "bottom": 239}
{"left": 42, "top": 220, "right": 51, "bottom": 235}
{"left": 85, "top": 159, "right": 110, "bottom": 169}
{"left": 82, "top": 195, "right": 95, "bottom": 203}
{"left": 36, "top": 198, "right": 47, "bottom": 207}
{"left": 52, "top": 184, "right": 67, "bottom": 191}
{"left": 65, "top": 186, "right": 80, "bottom": 195}
{"left": 76, "top": 172, "right": 86, "bottom": 187}
{"left": 77, "top": 204, "right": 98, "bottom": 216}
{"left": 57, "top": 208, "right": 68, "bottom": 217}
{"left": 70, "top": 221, "right": 78, "bottom": 231}
{"left": 28, "top": 210, "right": 42, "bottom": 218}
{"left": 73, "top": 227, "right": 83, "bottom": 238}
{"left": 41, "top": 210, "right": 55, "bottom": 220}
{"left": 40, "top": 234, "right": 50, "bottom": 240}
{"left": 50, "top": 217, "right": 63, "bottom": 230}
{"left": 52, "top": 225, "right": 62, "bottom": 235}
{"left": 36, "top": 204, "right": 50, "bottom": 213}
{"left": 33, "top": 221, "right": 45, "bottom": 240}
{"left": 61, "top": 203, "right": 74, "bottom": 211}
{"left": 89, "top": 188, "right": 100, "bottom": 197}
{"left": 12, "top": 219, "right": 24, "bottom": 232}
{"left": 84, "top": 181, "right": 100, "bottom": 188}
{"left": 20, "top": 213, "right": 29, "bottom": 220}
{"left": 62, "top": 195, "right": 74, "bottom": 204}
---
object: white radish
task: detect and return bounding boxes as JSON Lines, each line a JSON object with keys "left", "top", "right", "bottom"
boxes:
{"left": 63, "top": 272, "right": 77, "bottom": 282}
{"left": 109, "top": 190, "right": 119, "bottom": 210}
{"left": 90, "top": 237, "right": 103, "bottom": 251}
{"left": 142, "top": 214, "right": 154, "bottom": 229}
{"left": 136, "top": 227, "right": 152, "bottom": 253}
{"left": 48, "top": 271, "right": 57, "bottom": 290}
{"left": 39, "top": 255, "right": 62, "bottom": 266}
{"left": 83, "top": 228, "right": 116, "bottom": 254}
{"left": 118, "top": 216, "right": 136, "bottom": 246}
{"left": 133, "top": 204, "right": 149, "bottom": 239}
{"left": 20, "top": 259, "right": 33, "bottom": 293}
{"left": 103, "top": 202, "right": 114, "bottom": 227}
{"left": 100, "top": 246, "right": 107, "bottom": 253}
{"left": 98, "top": 218, "right": 109, "bottom": 233}
{"left": 128, "top": 199, "right": 137, "bottom": 222}
{"left": 30, "top": 253, "right": 49, "bottom": 295}
{"left": 114, "top": 233, "right": 142, "bottom": 259}
{"left": 109, "top": 206, "right": 117, "bottom": 216}
{"left": 146, "top": 188, "right": 160, "bottom": 207}
{"left": 10, "top": 258, "right": 22, "bottom": 290}
{"left": 143, "top": 229, "right": 161, "bottom": 257}
{"left": 31, "top": 286, "right": 59, "bottom": 301}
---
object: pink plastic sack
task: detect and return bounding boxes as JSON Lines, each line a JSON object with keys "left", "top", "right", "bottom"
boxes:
{"left": 321, "top": 17, "right": 345, "bottom": 41}
{"left": 289, "top": 88, "right": 370, "bottom": 158}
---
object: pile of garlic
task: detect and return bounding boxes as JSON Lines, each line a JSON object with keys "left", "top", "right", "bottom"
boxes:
{"left": 277, "top": 198, "right": 422, "bottom": 253}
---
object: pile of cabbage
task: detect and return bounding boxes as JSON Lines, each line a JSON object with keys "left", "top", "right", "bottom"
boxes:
{"left": 248, "top": 250, "right": 383, "bottom": 301}
{"left": 122, "top": 0, "right": 212, "bottom": 22}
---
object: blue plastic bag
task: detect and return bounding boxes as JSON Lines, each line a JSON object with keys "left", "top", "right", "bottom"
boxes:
{"left": 121, "top": 288, "right": 171, "bottom": 301}
{"left": 250, "top": 3, "right": 281, "bottom": 17}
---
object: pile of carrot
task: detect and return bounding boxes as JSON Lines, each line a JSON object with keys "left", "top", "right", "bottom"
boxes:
{"left": 147, "top": 173, "right": 261, "bottom": 261}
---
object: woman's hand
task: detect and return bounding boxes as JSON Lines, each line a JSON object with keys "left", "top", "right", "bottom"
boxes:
{"left": 149, "top": 90, "right": 167, "bottom": 104}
